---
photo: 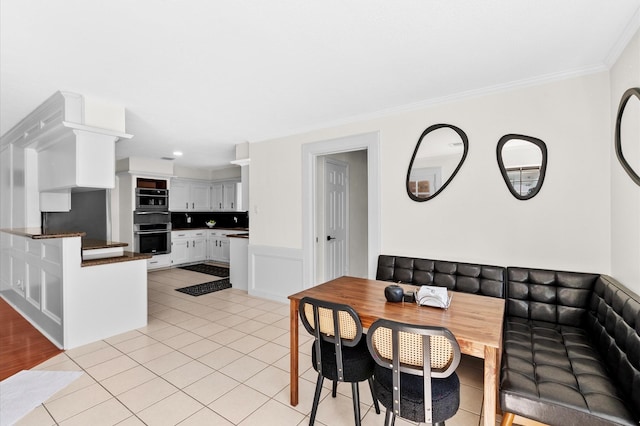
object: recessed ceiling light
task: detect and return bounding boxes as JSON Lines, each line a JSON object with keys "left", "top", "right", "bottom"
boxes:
{"left": 173, "top": 151, "right": 183, "bottom": 156}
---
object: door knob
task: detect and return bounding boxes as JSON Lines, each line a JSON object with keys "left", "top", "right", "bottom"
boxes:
{"left": 327, "top": 236, "right": 336, "bottom": 241}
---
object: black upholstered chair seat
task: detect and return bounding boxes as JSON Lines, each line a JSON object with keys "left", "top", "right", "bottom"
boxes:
{"left": 373, "top": 365, "right": 460, "bottom": 423}
{"left": 312, "top": 339, "right": 375, "bottom": 382}
{"left": 501, "top": 317, "right": 635, "bottom": 425}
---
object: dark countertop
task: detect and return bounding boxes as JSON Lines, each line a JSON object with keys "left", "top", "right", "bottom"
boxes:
{"left": 228, "top": 234, "right": 249, "bottom": 239}
{"left": 2, "top": 229, "right": 149, "bottom": 266}
{"left": 82, "top": 251, "right": 152, "bottom": 267}
{"left": 82, "top": 239, "right": 129, "bottom": 250}
{"left": 172, "top": 227, "right": 249, "bottom": 232}
{"left": 1, "top": 228, "right": 85, "bottom": 239}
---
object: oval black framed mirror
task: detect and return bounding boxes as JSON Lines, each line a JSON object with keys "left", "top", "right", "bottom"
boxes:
{"left": 615, "top": 87, "right": 640, "bottom": 186}
{"left": 406, "top": 123, "right": 469, "bottom": 202}
{"left": 497, "top": 134, "right": 547, "bottom": 200}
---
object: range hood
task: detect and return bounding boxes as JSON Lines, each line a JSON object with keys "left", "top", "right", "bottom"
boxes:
{"left": 1, "top": 91, "right": 133, "bottom": 212}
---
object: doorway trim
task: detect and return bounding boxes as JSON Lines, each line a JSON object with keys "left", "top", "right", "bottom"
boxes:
{"left": 301, "top": 131, "right": 381, "bottom": 289}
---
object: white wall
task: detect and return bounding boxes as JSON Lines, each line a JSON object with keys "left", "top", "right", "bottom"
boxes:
{"left": 611, "top": 28, "right": 640, "bottom": 293}
{"left": 250, "top": 71, "right": 613, "bottom": 299}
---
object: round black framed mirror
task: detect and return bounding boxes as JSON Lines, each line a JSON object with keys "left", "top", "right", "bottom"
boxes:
{"left": 406, "top": 123, "right": 469, "bottom": 202}
{"left": 497, "top": 134, "right": 547, "bottom": 200}
{"left": 615, "top": 87, "right": 640, "bottom": 186}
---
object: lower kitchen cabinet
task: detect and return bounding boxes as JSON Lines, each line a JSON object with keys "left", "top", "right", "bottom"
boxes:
{"left": 208, "top": 230, "right": 230, "bottom": 263}
{"left": 168, "top": 228, "right": 247, "bottom": 267}
{"left": 171, "top": 230, "right": 207, "bottom": 266}
{"left": 147, "top": 254, "right": 171, "bottom": 270}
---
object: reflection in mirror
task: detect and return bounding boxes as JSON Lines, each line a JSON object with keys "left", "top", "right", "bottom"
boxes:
{"left": 406, "top": 124, "right": 468, "bottom": 201}
{"left": 615, "top": 88, "right": 640, "bottom": 186}
{"left": 497, "top": 134, "right": 547, "bottom": 200}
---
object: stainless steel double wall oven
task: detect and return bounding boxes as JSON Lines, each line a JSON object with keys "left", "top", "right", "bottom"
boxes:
{"left": 134, "top": 179, "right": 171, "bottom": 255}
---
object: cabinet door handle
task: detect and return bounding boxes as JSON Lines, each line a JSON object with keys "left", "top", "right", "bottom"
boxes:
{"left": 231, "top": 202, "right": 234, "bottom": 209}
{"left": 185, "top": 202, "right": 188, "bottom": 209}
{"left": 192, "top": 202, "right": 194, "bottom": 209}
{"left": 187, "top": 241, "right": 189, "bottom": 248}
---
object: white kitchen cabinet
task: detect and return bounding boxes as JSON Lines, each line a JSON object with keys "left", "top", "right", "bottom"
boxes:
{"left": 207, "top": 230, "right": 230, "bottom": 263}
{"left": 191, "top": 231, "right": 207, "bottom": 262}
{"left": 147, "top": 253, "right": 171, "bottom": 270}
{"left": 170, "top": 234, "right": 189, "bottom": 265}
{"left": 171, "top": 230, "right": 207, "bottom": 265}
{"left": 211, "top": 184, "right": 223, "bottom": 211}
{"left": 169, "top": 179, "right": 211, "bottom": 211}
{"left": 169, "top": 180, "right": 190, "bottom": 211}
{"left": 223, "top": 182, "right": 237, "bottom": 210}
{"left": 191, "top": 182, "right": 211, "bottom": 211}
{"left": 212, "top": 181, "right": 241, "bottom": 211}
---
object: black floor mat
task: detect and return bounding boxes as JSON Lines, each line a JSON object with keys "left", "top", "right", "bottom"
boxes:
{"left": 179, "top": 263, "right": 229, "bottom": 277}
{"left": 175, "top": 278, "right": 232, "bottom": 296}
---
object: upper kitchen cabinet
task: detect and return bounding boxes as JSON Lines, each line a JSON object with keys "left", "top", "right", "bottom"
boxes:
{"left": 169, "top": 178, "right": 211, "bottom": 211}
{"left": 191, "top": 182, "right": 211, "bottom": 210}
{"left": 212, "top": 181, "right": 242, "bottom": 211}
{"left": 170, "top": 178, "right": 242, "bottom": 212}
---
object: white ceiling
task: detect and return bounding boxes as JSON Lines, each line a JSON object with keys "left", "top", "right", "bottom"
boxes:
{"left": 1, "top": 1, "right": 639, "bottom": 170}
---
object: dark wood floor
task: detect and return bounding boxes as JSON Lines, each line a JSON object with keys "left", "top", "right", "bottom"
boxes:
{"left": 0, "top": 298, "right": 63, "bottom": 381}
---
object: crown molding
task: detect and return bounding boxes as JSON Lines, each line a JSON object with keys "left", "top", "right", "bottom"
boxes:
{"left": 604, "top": 7, "right": 640, "bottom": 68}
{"left": 251, "top": 65, "right": 608, "bottom": 144}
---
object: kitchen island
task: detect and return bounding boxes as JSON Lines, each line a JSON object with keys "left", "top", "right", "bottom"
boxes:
{"left": 0, "top": 228, "right": 150, "bottom": 349}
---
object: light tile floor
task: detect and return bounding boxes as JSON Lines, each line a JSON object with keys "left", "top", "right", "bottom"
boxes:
{"left": 17, "top": 267, "right": 501, "bottom": 425}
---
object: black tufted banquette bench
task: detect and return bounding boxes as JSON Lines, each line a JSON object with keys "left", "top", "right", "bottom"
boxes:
{"left": 376, "top": 254, "right": 506, "bottom": 298}
{"left": 500, "top": 267, "right": 640, "bottom": 426}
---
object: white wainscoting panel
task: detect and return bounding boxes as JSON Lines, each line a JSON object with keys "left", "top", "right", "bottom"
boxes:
{"left": 248, "top": 245, "right": 304, "bottom": 303}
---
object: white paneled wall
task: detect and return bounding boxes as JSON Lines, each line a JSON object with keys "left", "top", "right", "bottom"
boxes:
{"left": 248, "top": 245, "right": 303, "bottom": 303}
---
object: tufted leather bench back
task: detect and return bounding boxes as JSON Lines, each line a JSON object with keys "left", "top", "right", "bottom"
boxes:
{"left": 505, "top": 267, "right": 599, "bottom": 327}
{"left": 505, "top": 267, "right": 599, "bottom": 326}
{"left": 376, "top": 255, "right": 505, "bottom": 298}
{"left": 585, "top": 275, "right": 640, "bottom": 420}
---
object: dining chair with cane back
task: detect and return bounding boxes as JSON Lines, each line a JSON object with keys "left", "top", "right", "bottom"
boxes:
{"left": 366, "top": 319, "right": 462, "bottom": 426}
{"left": 299, "top": 297, "right": 380, "bottom": 426}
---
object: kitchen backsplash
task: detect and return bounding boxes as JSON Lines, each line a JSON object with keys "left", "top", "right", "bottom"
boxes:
{"left": 42, "top": 189, "right": 109, "bottom": 240}
{"left": 171, "top": 211, "right": 249, "bottom": 229}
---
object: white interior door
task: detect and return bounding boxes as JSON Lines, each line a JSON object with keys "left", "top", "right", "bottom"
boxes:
{"left": 324, "top": 159, "right": 348, "bottom": 281}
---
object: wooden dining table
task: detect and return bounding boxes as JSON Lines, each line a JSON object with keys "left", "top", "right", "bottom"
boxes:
{"left": 288, "top": 276, "right": 505, "bottom": 426}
